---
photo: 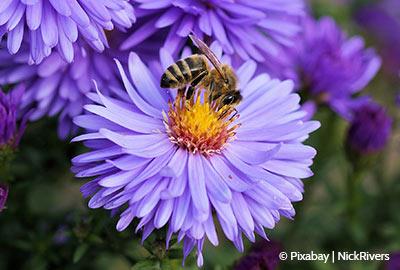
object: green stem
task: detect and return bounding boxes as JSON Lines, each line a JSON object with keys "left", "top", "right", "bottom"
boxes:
{"left": 0, "top": 147, "right": 15, "bottom": 182}
{"left": 346, "top": 165, "right": 364, "bottom": 239}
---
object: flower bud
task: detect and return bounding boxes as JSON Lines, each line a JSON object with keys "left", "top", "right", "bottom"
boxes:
{"left": 234, "top": 240, "right": 282, "bottom": 270}
{"left": 346, "top": 102, "right": 392, "bottom": 155}
{"left": 0, "top": 85, "right": 27, "bottom": 150}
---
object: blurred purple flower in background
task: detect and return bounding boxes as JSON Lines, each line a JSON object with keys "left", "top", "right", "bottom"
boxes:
{"left": 386, "top": 252, "right": 400, "bottom": 270}
{"left": 0, "top": 86, "right": 27, "bottom": 213}
{"left": 0, "top": 183, "right": 9, "bottom": 212}
{"left": 125, "top": 0, "right": 305, "bottom": 75}
{"left": 71, "top": 46, "right": 319, "bottom": 266}
{"left": 53, "top": 225, "right": 70, "bottom": 245}
{"left": 0, "top": 85, "right": 27, "bottom": 148}
{"left": 234, "top": 240, "right": 282, "bottom": 270}
{"left": 346, "top": 101, "right": 392, "bottom": 155}
{"left": 288, "top": 16, "right": 381, "bottom": 119}
{"left": 396, "top": 92, "right": 400, "bottom": 107}
{"left": 0, "top": 0, "right": 135, "bottom": 64}
{"left": 356, "top": 0, "right": 400, "bottom": 76}
{"left": 0, "top": 41, "right": 128, "bottom": 139}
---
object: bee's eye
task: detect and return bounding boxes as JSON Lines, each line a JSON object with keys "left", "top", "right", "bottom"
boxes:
{"left": 224, "top": 79, "right": 229, "bottom": 84}
{"left": 222, "top": 95, "right": 235, "bottom": 105}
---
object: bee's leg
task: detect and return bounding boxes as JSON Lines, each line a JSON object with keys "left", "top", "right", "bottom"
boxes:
{"left": 187, "top": 70, "right": 208, "bottom": 99}
{"left": 208, "top": 81, "right": 218, "bottom": 104}
{"left": 186, "top": 86, "right": 195, "bottom": 100}
{"left": 177, "top": 87, "right": 186, "bottom": 98}
{"left": 218, "top": 109, "right": 229, "bottom": 120}
{"left": 219, "top": 108, "right": 238, "bottom": 120}
{"left": 229, "top": 108, "right": 239, "bottom": 121}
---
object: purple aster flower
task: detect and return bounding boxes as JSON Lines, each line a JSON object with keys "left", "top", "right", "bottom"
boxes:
{"left": 0, "top": 41, "right": 128, "bottom": 139}
{"left": 356, "top": 0, "right": 400, "bottom": 76}
{"left": 0, "top": 183, "right": 9, "bottom": 212}
{"left": 386, "top": 252, "right": 400, "bottom": 270}
{"left": 234, "top": 240, "right": 282, "bottom": 270}
{"left": 71, "top": 43, "right": 319, "bottom": 266}
{"left": 346, "top": 101, "right": 392, "bottom": 155}
{"left": 0, "top": 0, "right": 135, "bottom": 64}
{"left": 0, "top": 84, "right": 27, "bottom": 149}
{"left": 288, "top": 16, "right": 381, "bottom": 120}
{"left": 124, "top": 0, "right": 305, "bottom": 75}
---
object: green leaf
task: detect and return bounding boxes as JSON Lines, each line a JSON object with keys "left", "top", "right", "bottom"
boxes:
{"left": 131, "top": 260, "right": 161, "bottom": 270}
{"left": 125, "top": 241, "right": 152, "bottom": 261}
{"left": 73, "top": 244, "right": 89, "bottom": 263}
{"left": 160, "top": 258, "right": 189, "bottom": 270}
{"left": 165, "top": 246, "right": 183, "bottom": 260}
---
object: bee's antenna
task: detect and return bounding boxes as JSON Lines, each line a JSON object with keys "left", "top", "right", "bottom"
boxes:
{"left": 189, "top": 32, "right": 196, "bottom": 47}
{"left": 189, "top": 31, "right": 196, "bottom": 41}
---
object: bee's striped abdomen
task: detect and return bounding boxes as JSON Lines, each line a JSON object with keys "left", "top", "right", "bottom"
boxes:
{"left": 160, "top": 64, "right": 184, "bottom": 89}
{"left": 176, "top": 59, "right": 192, "bottom": 81}
{"left": 160, "top": 68, "right": 178, "bottom": 88}
{"left": 160, "top": 54, "right": 208, "bottom": 89}
{"left": 186, "top": 55, "right": 207, "bottom": 79}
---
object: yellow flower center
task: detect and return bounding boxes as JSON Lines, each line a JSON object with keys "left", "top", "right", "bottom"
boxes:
{"left": 164, "top": 90, "right": 240, "bottom": 156}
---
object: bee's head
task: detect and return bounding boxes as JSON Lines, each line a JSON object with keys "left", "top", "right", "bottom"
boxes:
{"left": 221, "top": 65, "right": 238, "bottom": 90}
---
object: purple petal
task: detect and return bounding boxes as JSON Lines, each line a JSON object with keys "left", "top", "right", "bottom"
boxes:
{"left": 188, "top": 154, "right": 209, "bottom": 222}
{"left": 202, "top": 158, "right": 232, "bottom": 203}
{"left": 84, "top": 104, "right": 163, "bottom": 133}
{"left": 161, "top": 170, "right": 187, "bottom": 199}
{"left": 210, "top": 196, "right": 238, "bottom": 241}
{"left": 136, "top": 178, "right": 169, "bottom": 217}
{"left": 155, "top": 7, "right": 182, "bottom": 28}
{"left": 106, "top": 155, "right": 150, "bottom": 171}
{"left": 116, "top": 208, "right": 135, "bottom": 231}
{"left": 48, "top": 0, "right": 71, "bottom": 16}
{"left": 209, "top": 155, "right": 251, "bottom": 192}
{"left": 26, "top": 1, "right": 42, "bottom": 30}
{"left": 98, "top": 169, "right": 142, "bottom": 188}
{"left": 41, "top": 1, "right": 58, "bottom": 47}
{"left": 154, "top": 198, "right": 174, "bottom": 228}
{"left": 72, "top": 146, "right": 123, "bottom": 164}
{"left": 231, "top": 192, "right": 255, "bottom": 240}
{"left": 227, "top": 142, "right": 281, "bottom": 165}
{"left": 7, "top": 19, "right": 24, "bottom": 54}
{"left": 170, "top": 188, "right": 190, "bottom": 232}
{"left": 114, "top": 59, "right": 162, "bottom": 118}
{"left": 128, "top": 52, "right": 168, "bottom": 110}
{"left": 203, "top": 212, "right": 218, "bottom": 246}
{"left": 130, "top": 176, "right": 163, "bottom": 203}
{"left": 262, "top": 159, "right": 314, "bottom": 178}
{"left": 160, "top": 148, "right": 187, "bottom": 177}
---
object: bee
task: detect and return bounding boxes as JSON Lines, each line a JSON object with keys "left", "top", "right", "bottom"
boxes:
{"left": 160, "top": 34, "right": 242, "bottom": 109}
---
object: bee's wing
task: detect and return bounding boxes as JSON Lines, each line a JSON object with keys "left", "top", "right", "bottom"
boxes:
{"left": 189, "top": 34, "right": 226, "bottom": 79}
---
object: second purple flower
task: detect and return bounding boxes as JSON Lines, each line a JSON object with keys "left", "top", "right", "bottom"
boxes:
{"left": 0, "top": 0, "right": 135, "bottom": 64}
